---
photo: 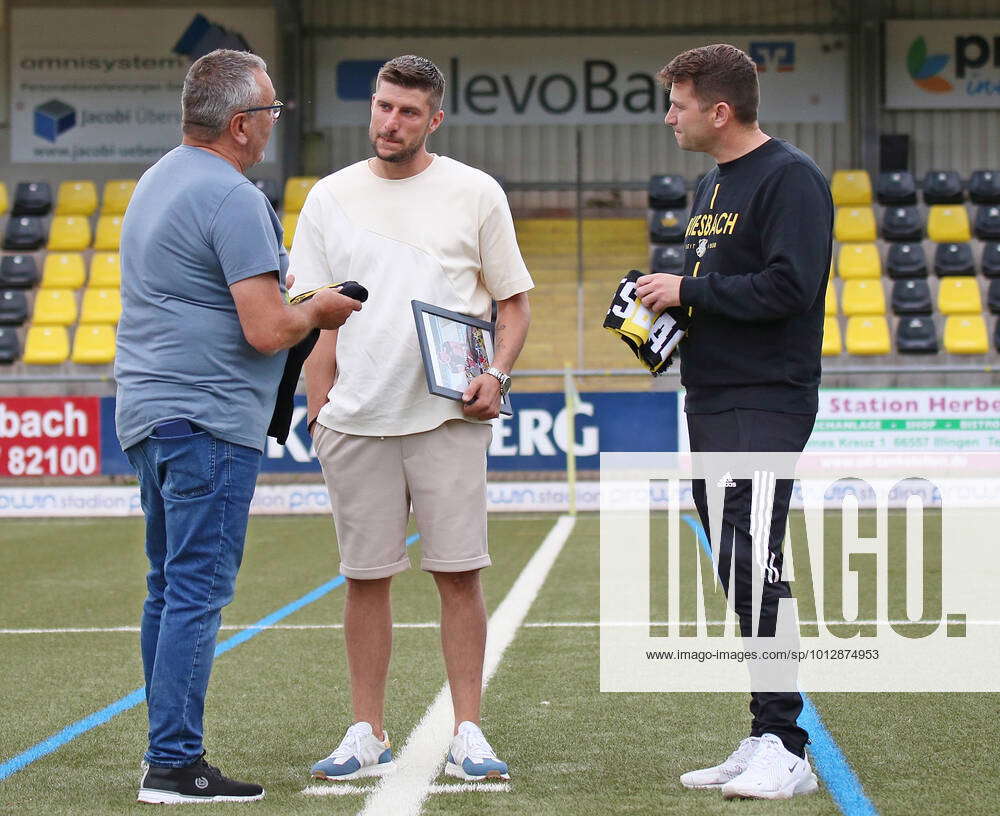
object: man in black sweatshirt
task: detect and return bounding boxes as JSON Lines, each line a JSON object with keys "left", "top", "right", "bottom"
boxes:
{"left": 637, "top": 44, "right": 832, "bottom": 801}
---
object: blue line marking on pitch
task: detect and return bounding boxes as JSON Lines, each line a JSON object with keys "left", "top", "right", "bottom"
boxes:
{"left": 681, "top": 514, "right": 878, "bottom": 816}
{"left": 0, "top": 533, "right": 420, "bottom": 781}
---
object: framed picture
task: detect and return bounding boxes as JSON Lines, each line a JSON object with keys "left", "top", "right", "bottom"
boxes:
{"left": 411, "top": 300, "right": 513, "bottom": 416}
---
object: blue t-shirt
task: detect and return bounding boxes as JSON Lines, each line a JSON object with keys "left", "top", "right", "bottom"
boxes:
{"left": 115, "top": 145, "right": 289, "bottom": 452}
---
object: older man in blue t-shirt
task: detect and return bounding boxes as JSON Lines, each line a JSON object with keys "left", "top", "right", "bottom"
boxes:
{"left": 115, "top": 49, "right": 360, "bottom": 805}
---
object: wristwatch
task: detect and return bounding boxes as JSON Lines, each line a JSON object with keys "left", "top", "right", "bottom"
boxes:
{"left": 485, "top": 366, "right": 512, "bottom": 397}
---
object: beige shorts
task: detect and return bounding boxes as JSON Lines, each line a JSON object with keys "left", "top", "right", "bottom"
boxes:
{"left": 312, "top": 419, "right": 492, "bottom": 579}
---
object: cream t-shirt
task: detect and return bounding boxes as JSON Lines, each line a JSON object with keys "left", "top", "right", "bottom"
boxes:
{"left": 287, "top": 155, "right": 534, "bottom": 437}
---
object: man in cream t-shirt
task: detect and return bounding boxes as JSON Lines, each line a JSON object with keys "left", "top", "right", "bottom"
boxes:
{"left": 288, "top": 55, "right": 532, "bottom": 783}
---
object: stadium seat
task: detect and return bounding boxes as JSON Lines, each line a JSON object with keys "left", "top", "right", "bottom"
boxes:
{"left": 79, "top": 288, "right": 121, "bottom": 324}
{"left": 891, "top": 279, "right": 932, "bottom": 315}
{"left": 55, "top": 181, "right": 98, "bottom": 216}
{"left": 886, "top": 242, "right": 927, "bottom": 279}
{"left": 0, "top": 255, "right": 40, "bottom": 288}
{"left": 995, "top": 317, "right": 1000, "bottom": 352}
{"left": 283, "top": 176, "right": 319, "bottom": 213}
{"left": 281, "top": 212, "right": 298, "bottom": 249}
{"left": 876, "top": 171, "right": 917, "bottom": 205}
{"left": 837, "top": 243, "right": 881, "bottom": 279}
{"left": 822, "top": 316, "right": 842, "bottom": 355}
{"left": 922, "top": 170, "right": 964, "bottom": 204}
{"left": 32, "top": 288, "right": 77, "bottom": 325}
{"left": 944, "top": 315, "right": 988, "bottom": 353}
{"left": 41, "top": 253, "right": 86, "bottom": 289}
{"left": 71, "top": 324, "right": 116, "bottom": 364}
{"left": 969, "top": 170, "right": 1000, "bottom": 205}
{"left": 987, "top": 279, "right": 1000, "bottom": 314}
{"left": 834, "top": 207, "right": 877, "bottom": 242}
{"left": 881, "top": 205, "right": 923, "bottom": 242}
{"left": 650, "top": 245, "right": 684, "bottom": 274}
{"left": 974, "top": 205, "right": 1000, "bottom": 240}
{"left": 0, "top": 290, "right": 29, "bottom": 325}
{"left": 11, "top": 181, "right": 53, "bottom": 216}
{"left": 649, "top": 209, "right": 687, "bottom": 243}
{"left": 982, "top": 242, "right": 1000, "bottom": 278}
{"left": 648, "top": 174, "right": 687, "bottom": 208}
{"left": 825, "top": 281, "right": 837, "bottom": 315}
{"left": 22, "top": 325, "right": 69, "bottom": 364}
{"left": 0, "top": 182, "right": 8, "bottom": 214}
{"left": 48, "top": 216, "right": 92, "bottom": 251}
{"left": 896, "top": 316, "right": 939, "bottom": 354}
{"left": 93, "top": 215, "right": 123, "bottom": 250}
{"left": 250, "top": 178, "right": 281, "bottom": 210}
{"left": 3, "top": 216, "right": 47, "bottom": 250}
{"left": 846, "top": 316, "right": 891, "bottom": 354}
{"left": 0, "top": 326, "right": 20, "bottom": 363}
{"left": 89, "top": 253, "right": 121, "bottom": 287}
{"left": 927, "top": 205, "right": 971, "bottom": 243}
{"left": 938, "top": 277, "right": 982, "bottom": 314}
{"left": 842, "top": 279, "right": 886, "bottom": 316}
{"left": 831, "top": 170, "right": 872, "bottom": 206}
{"left": 101, "top": 179, "right": 137, "bottom": 214}
{"left": 934, "top": 242, "right": 975, "bottom": 277}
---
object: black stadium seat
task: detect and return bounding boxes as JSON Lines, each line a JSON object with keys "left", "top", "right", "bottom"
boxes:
{"left": 969, "top": 170, "right": 1000, "bottom": 204}
{"left": 0, "top": 254, "right": 40, "bottom": 288}
{"left": 934, "top": 242, "right": 975, "bottom": 277}
{"left": 896, "top": 316, "right": 939, "bottom": 354}
{"left": 994, "top": 317, "right": 1000, "bottom": 353}
{"left": 250, "top": 178, "right": 282, "bottom": 210}
{"left": 891, "top": 279, "right": 932, "bottom": 315}
{"left": 2, "top": 216, "right": 47, "bottom": 251}
{"left": 0, "top": 327, "right": 20, "bottom": 363}
{"left": 881, "top": 205, "right": 923, "bottom": 242}
{"left": 982, "top": 242, "right": 1000, "bottom": 278}
{"left": 650, "top": 245, "right": 684, "bottom": 274}
{"left": 11, "top": 181, "right": 53, "bottom": 216}
{"left": 876, "top": 171, "right": 917, "bottom": 205}
{"left": 988, "top": 279, "right": 1000, "bottom": 314}
{"left": 886, "top": 242, "right": 927, "bottom": 279}
{"left": 648, "top": 208, "right": 687, "bottom": 244}
{"left": 922, "top": 170, "right": 964, "bottom": 204}
{"left": 0, "top": 290, "right": 29, "bottom": 325}
{"left": 648, "top": 174, "right": 687, "bottom": 209}
{"left": 974, "top": 205, "right": 1000, "bottom": 240}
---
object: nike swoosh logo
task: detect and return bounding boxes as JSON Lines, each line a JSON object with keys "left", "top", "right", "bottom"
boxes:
{"left": 788, "top": 765, "right": 798, "bottom": 773}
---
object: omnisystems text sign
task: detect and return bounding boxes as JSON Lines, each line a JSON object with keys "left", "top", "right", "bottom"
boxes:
{"left": 315, "top": 35, "right": 847, "bottom": 126}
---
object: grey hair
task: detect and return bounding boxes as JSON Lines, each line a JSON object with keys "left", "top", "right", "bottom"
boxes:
{"left": 182, "top": 49, "right": 267, "bottom": 138}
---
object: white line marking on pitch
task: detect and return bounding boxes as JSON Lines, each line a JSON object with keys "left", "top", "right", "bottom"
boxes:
{"left": 303, "top": 782, "right": 510, "bottom": 797}
{"left": 351, "top": 514, "right": 576, "bottom": 816}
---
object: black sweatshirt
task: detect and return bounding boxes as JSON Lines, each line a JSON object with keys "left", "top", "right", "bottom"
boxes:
{"left": 678, "top": 138, "right": 833, "bottom": 415}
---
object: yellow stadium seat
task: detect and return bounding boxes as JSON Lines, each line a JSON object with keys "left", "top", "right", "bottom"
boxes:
{"left": 102, "top": 179, "right": 137, "bottom": 214}
{"left": 822, "top": 316, "right": 842, "bottom": 355}
{"left": 845, "top": 316, "right": 891, "bottom": 355}
{"left": 80, "top": 288, "right": 122, "bottom": 324}
{"left": 89, "top": 253, "right": 121, "bottom": 288}
{"left": 927, "top": 205, "right": 971, "bottom": 243}
{"left": 837, "top": 243, "right": 881, "bottom": 279}
{"left": 93, "top": 215, "right": 123, "bottom": 250}
{"left": 281, "top": 212, "right": 298, "bottom": 249}
{"left": 41, "top": 253, "right": 87, "bottom": 289}
{"left": 842, "top": 279, "right": 885, "bottom": 316}
{"left": 834, "top": 207, "right": 877, "bottom": 242}
{"left": 23, "top": 325, "right": 70, "bottom": 364}
{"left": 831, "top": 170, "right": 873, "bottom": 206}
{"left": 32, "top": 289, "right": 78, "bottom": 325}
{"left": 283, "top": 176, "right": 319, "bottom": 213}
{"left": 0, "top": 182, "right": 8, "bottom": 214}
{"left": 938, "top": 277, "right": 982, "bottom": 315}
{"left": 825, "top": 280, "right": 837, "bottom": 315}
{"left": 944, "top": 315, "right": 988, "bottom": 353}
{"left": 55, "top": 180, "right": 98, "bottom": 215}
{"left": 71, "top": 324, "right": 116, "bottom": 364}
{"left": 48, "top": 216, "right": 92, "bottom": 250}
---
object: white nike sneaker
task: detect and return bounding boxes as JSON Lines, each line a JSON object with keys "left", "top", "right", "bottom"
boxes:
{"left": 444, "top": 721, "right": 510, "bottom": 781}
{"left": 311, "top": 722, "right": 395, "bottom": 781}
{"left": 680, "top": 736, "right": 761, "bottom": 789}
{"left": 721, "top": 733, "right": 819, "bottom": 800}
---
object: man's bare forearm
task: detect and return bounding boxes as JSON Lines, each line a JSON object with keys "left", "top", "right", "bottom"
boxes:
{"left": 492, "top": 292, "right": 531, "bottom": 373}
{"left": 304, "top": 329, "right": 338, "bottom": 427}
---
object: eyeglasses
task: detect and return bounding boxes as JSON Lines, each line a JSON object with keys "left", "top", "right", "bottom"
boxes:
{"left": 238, "top": 100, "right": 284, "bottom": 121}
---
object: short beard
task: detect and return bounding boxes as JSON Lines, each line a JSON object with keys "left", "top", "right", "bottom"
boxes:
{"left": 370, "top": 136, "right": 422, "bottom": 164}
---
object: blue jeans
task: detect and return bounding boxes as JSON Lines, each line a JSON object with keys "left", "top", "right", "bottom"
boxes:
{"left": 125, "top": 427, "right": 261, "bottom": 767}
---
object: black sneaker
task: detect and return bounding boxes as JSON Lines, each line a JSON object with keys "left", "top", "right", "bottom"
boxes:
{"left": 137, "top": 754, "right": 265, "bottom": 804}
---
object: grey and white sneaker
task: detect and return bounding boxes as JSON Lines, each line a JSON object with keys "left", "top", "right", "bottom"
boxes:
{"left": 444, "top": 721, "right": 510, "bottom": 781}
{"left": 680, "top": 736, "right": 761, "bottom": 789}
{"left": 721, "top": 733, "right": 819, "bottom": 800}
{"left": 311, "top": 722, "right": 394, "bottom": 781}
